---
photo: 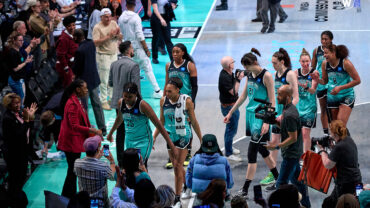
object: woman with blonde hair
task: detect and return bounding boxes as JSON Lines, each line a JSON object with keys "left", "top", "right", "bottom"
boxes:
{"left": 318, "top": 120, "right": 362, "bottom": 208}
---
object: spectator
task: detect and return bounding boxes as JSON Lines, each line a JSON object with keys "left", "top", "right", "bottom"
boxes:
{"left": 74, "top": 135, "right": 116, "bottom": 208}
{"left": 359, "top": 190, "right": 370, "bottom": 208}
{"left": 107, "top": 41, "right": 140, "bottom": 166}
{"left": 67, "top": 191, "right": 91, "bottom": 208}
{"left": 150, "top": 0, "right": 176, "bottom": 63}
{"left": 118, "top": 0, "right": 163, "bottom": 99}
{"left": 13, "top": 20, "right": 41, "bottom": 76}
{"left": 193, "top": 179, "right": 227, "bottom": 208}
{"left": 49, "top": 0, "right": 76, "bottom": 18}
{"left": 153, "top": 185, "right": 175, "bottom": 208}
{"left": 2, "top": 93, "right": 37, "bottom": 207}
{"left": 267, "top": 184, "right": 303, "bottom": 208}
{"left": 265, "top": 85, "right": 310, "bottom": 208}
{"left": 185, "top": 134, "right": 233, "bottom": 196}
{"left": 92, "top": 8, "right": 122, "bottom": 110}
{"left": 5, "top": 31, "right": 33, "bottom": 105}
{"left": 109, "top": 0, "right": 122, "bottom": 22}
{"left": 28, "top": 0, "right": 51, "bottom": 59}
{"left": 73, "top": 28, "right": 107, "bottom": 136}
{"left": 56, "top": 15, "right": 78, "bottom": 87}
{"left": 231, "top": 195, "right": 248, "bottom": 208}
{"left": 110, "top": 165, "right": 137, "bottom": 208}
{"left": 88, "top": 0, "right": 108, "bottom": 39}
{"left": 336, "top": 194, "right": 360, "bottom": 208}
{"left": 319, "top": 120, "right": 362, "bottom": 208}
{"left": 121, "top": 148, "right": 150, "bottom": 189}
{"left": 58, "top": 79, "right": 103, "bottom": 199}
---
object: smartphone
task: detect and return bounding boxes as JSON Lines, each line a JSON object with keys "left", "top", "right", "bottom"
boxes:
{"left": 136, "top": 149, "right": 141, "bottom": 159}
{"left": 254, "top": 185, "right": 263, "bottom": 200}
{"left": 103, "top": 144, "right": 109, "bottom": 157}
{"left": 356, "top": 183, "right": 363, "bottom": 197}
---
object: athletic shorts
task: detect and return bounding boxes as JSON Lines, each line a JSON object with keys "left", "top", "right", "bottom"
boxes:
{"left": 327, "top": 94, "right": 355, "bottom": 109}
{"left": 272, "top": 125, "right": 280, "bottom": 134}
{"left": 246, "top": 111, "right": 270, "bottom": 144}
{"left": 167, "top": 133, "right": 191, "bottom": 150}
{"left": 300, "top": 114, "right": 317, "bottom": 129}
{"left": 316, "top": 89, "right": 327, "bottom": 99}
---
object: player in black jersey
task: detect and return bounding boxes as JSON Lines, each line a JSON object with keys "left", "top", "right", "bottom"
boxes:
{"left": 311, "top": 30, "right": 333, "bottom": 135}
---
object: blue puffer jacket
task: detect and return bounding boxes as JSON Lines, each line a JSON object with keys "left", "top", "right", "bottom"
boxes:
{"left": 186, "top": 153, "right": 234, "bottom": 193}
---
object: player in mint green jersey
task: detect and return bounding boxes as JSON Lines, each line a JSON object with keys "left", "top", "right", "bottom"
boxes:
{"left": 296, "top": 48, "right": 318, "bottom": 152}
{"left": 107, "top": 82, "right": 177, "bottom": 164}
{"left": 311, "top": 30, "right": 333, "bottom": 135}
{"left": 312, "top": 44, "right": 361, "bottom": 125}
{"left": 224, "top": 48, "right": 279, "bottom": 197}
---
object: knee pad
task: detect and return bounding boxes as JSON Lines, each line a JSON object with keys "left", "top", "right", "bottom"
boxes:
{"left": 248, "top": 142, "right": 259, "bottom": 163}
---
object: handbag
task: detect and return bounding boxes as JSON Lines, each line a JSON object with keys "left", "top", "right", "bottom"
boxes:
{"left": 298, "top": 151, "right": 337, "bottom": 194}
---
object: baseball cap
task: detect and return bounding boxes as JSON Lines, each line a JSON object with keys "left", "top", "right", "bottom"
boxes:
{"left": 83, "top": 135, "right": 102, "bottom": 152}
{"left": 201, "top": 134, "right": 219, "bottom": 153}
{"left": 100, "top": 8, "right": 112, "bottom": 16}
{"left": 25, "top": 0, "right": 38, "bottom": 10}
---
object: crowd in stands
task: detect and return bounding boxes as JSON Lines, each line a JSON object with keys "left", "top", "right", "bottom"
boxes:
{"left": 0, "top": 0, "right": 369, "bottom": 208}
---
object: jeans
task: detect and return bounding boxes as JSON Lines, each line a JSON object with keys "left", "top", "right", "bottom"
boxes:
{"left": 150, "top": 14, "right": 173, "bottom": 60}
{"left": 115, "top": 109, "right": 125, "bottom": 168}
{"left": 8, "top": 77, "right": 25, "bottom": 105}
{"left": 82, "top": 87, "right": 106, "bottom": 130}
{"left": 62, "top": 152, "right": 81, "bottom": 199}
{"left": 276, "top": 158, "right": 311, "bottom": 208}
{"left": 221, "top": 105, "right": 240, "bottom": 156}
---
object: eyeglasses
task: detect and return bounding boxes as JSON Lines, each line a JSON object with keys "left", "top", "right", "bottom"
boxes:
{"left": 17, "top": 39, "right": 24, "bottom": 42}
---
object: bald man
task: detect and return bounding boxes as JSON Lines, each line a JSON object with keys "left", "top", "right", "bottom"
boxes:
{"left": 218, "top": 56, "right": 244, "bottom": 161}
{"left": 265, "top": 85, "right": 311, "bottom": 208}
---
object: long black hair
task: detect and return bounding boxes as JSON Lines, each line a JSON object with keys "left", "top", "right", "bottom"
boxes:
{"left": 198, "top": 179, "right": 226, "bottom": 208}
{"left": 123, "top": 82, "right": 142, "bottom": 100}
{"left": 273, "top": 48, "right": 292, "bottom": 69}
{"left": 121, "top": 148, "right": 141, "bottom": 189}
{"left": 60, "top": 79, "right": 86, "bottom": 115}
{"left": 173, "top": 43, "right": 195, "bottom": 63}
{"left": 109, "top": 0, "right": 122, "bottom": 18}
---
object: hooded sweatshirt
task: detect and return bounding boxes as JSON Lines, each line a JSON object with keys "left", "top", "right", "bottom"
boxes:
{"left": 186, "top": 153, "right": 234, "bottom": 193}
{"left": 118, "top": 10, "right": 145, "bottom": 50}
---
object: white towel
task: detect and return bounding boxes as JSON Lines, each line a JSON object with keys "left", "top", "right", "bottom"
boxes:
{"left": 175, "top": 94, "right": 190, "bottom": 136}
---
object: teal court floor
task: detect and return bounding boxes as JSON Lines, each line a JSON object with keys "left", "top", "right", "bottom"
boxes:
{"left": 23, "top": 0, "right": 214, "bottom": 207}
{"left": 24, "top": 0, "right": 370, "bottom": 207}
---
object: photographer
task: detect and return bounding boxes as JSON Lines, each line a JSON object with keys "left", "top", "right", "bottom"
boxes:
{"left": 265, "top": 85, "right": 310, "bottom": 208}
{"left": 318, "top": 120, "right": 362, "bottom": 208}
{"left": 218, "top": 56, "right": 243, "bottom": 161}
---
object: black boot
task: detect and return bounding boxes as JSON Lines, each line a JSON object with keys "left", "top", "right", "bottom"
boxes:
{"left": 216, "top": 3, "right": 228, "bottom": 10}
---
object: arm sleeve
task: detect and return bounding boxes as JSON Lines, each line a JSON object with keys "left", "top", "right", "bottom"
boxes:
{"left": 190, "top": 76, "right": 198, "bottom": 102}
{"left": 135, "top": 17, "right": 145, "bottom": 41}
{"left": 123, "top": 187, "right": 135, "bottom": 202}
{"left": 131, "top": 64, "right": 141, "bottom": 92}
{"left": 72, "top": 50, "right": 83, "bottom": 77}
{"left": 66, "top": 103, "right": 90, "bottom": 134}
{"left": 328, "top": 145, "right": 341, "bottom": 163}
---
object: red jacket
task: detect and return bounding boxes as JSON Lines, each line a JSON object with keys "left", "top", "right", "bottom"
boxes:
{"left": 56, "top": 30, "right": 78, "bottom": 87}
{"left": 58, "top": 94, "right": 91, "bottom": 153}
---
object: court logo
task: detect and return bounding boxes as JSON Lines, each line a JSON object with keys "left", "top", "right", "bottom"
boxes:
{"left": 315, "top": 0, "right": 328, "bottom": 22}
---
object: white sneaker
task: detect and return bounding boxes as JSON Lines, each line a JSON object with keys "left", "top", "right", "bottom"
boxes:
{"left": 233, "top": 147, "right": 240, "bottom": 155}
{"left": 153, "top": 90, "right": 163, "bottom": 99}
{"left": 227, "top": 154, "right": 242, "bottom": 162}
{"left": 172, "top": 201, "right": 182, "bottom": 208}
{"left": 181, "top": 188, "right": 192, "bottom": 199}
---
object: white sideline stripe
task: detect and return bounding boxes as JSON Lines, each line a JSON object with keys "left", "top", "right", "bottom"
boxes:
{"left": 188, "top": 2, "right": 217, "bottom": 208}
{"left": 203, "top": 29, "right": 370, "bottom": 34}
{"left": 174, "top": 22, "right": 204, "bottom": 24}
{"left": 199, "top": 84, "right": 218, "bottom": 87}
{"left": 190, "top": 0, "right": 217, "bottom": 55}
{"left": 220, "top": 136, "right": 248, "bottom": 152}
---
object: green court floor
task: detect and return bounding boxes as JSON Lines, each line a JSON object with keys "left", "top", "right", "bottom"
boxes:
{"left": 23, "top": 0, "right": 213, "bottom": 207}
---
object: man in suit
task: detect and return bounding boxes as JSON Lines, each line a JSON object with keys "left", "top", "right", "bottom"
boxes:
{"left": 109, "top": 40, "right": 140, "bottom": 167}
{"left": 72, "top": 29, "right": 107, "bottom": 136}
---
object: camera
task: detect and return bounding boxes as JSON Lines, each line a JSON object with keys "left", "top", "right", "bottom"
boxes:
{"left": 235, "top": 69, "right": 249, "bottom": 79}
{"left": 254, "top": 98, "right": 277, "bottom": 124}
{"left": 311, "top": 135, "right": 333, "bottom": 150}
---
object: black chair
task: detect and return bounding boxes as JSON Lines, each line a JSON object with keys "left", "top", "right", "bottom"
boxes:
{"left": 28, "top": 78, "right": 48, "bottom": 104}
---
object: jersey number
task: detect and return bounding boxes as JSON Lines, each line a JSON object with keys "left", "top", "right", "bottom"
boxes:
{"left": 248, "top": 88, "right": 254, "bottom": 95}
{"left": 126, "top": 120, "right": 134, "bottom": 127}
{"left": 332, "top": 77, "right": 337, "bottom": 84}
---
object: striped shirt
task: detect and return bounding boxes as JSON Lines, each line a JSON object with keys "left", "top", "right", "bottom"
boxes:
{"left": 74, "top": 157, "right": 114, "bottom": 207}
